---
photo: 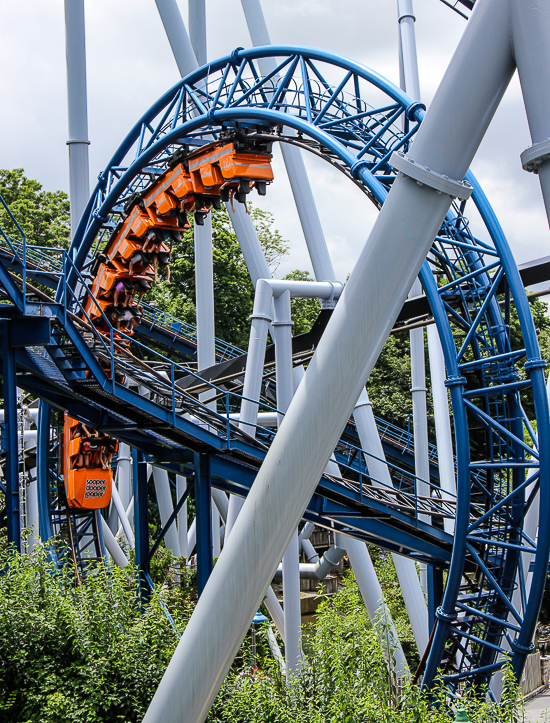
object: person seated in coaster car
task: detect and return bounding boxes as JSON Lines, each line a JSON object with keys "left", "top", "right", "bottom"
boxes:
{"left": 126, "top": 310, "right": 142, "bottom": 334}
{"left": 128, "top": 250, "right": 153, "bottom": 275}
{"left": 108, "top": 305, "right": 142, "bottom": 334}
{"left": 64, "top": 414, "right": 117, "bottom": 510}
{"left": 110, "top": 307, "right": 125, "bottom": 332}
{"left": 76, "top": 438, "right": 91, "bottom": 468}
{"left": 132, "top": 276, "right": 152, "bottom": 305}
{"left": 94, "top": 433, "right": 117, "bottom": 470}
{"left": 113, "top": 278, "right": 132, "bottom": 307}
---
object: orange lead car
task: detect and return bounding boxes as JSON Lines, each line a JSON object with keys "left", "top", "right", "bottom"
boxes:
{"left": 63, "top": 413, "right": 115, "bottom": 509}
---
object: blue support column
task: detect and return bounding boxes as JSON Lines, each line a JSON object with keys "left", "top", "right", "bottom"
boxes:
{"left": 133, "top": 449, "right": 151, "bottom": 604}
{"left": 427, "top": 565, "right": 444, "bottom": 632}
{"left": 194, "top": 452, "right": 213, "bottom": 596}
{"left": 1, "top": 321, "right": 20, "bottom": 552}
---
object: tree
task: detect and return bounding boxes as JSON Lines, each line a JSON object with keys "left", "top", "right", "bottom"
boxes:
{"left": 150, "top": 205, "right": 288, "bottom": 351}
{"left": 0, "top": 169, "right": 71, "bottom": 249}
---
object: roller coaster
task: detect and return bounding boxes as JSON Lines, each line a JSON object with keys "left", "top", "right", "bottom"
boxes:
{"left": 2, "top": 0, "right": 550, "bottom": 720}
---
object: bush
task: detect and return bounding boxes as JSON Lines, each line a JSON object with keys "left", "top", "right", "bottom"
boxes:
{"left": 210, "top": 573, "right": 523, "bottom": 723}
{"left": 0, "top": 547, "right": 523, "bottom": 722}
{"left": 0, "top": 543, "right": 190, "bottom": 723}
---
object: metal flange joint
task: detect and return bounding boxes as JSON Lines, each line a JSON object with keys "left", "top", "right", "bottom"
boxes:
{"left": 390, "top": 151, "right": 473, "bottom": 200}
{"left": 521, "top": 139, "right": 550, "bottom": 174}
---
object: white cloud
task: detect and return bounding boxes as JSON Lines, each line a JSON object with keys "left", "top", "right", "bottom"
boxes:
{"left": 1, "top": 0, "right": 548, "bottom": 275}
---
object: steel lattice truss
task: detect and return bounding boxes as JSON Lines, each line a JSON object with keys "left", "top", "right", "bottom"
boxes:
{"left": 4, "top": 46, "right": 546, "bottom": 696}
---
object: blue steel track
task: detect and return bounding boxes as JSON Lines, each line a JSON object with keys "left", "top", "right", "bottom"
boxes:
{"left": 0, "top": 46, "right": 548, "bottom": 698}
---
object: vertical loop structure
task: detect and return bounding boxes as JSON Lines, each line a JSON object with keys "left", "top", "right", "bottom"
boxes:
{"left": 15, "top": 46, "right": 550, "bottom": 694}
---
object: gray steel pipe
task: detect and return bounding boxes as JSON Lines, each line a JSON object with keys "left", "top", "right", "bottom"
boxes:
{"left": 154, "top": 0, "right": 199, "bottom": 77}
{"left": 240, "top": 0, "right": 335, "bottom": 289}
{"left": 298, "top": 522, "right": 319, "bottom": 563}
{"left": 512, "top": 0, "right": 550, "bottom": 228}
{"left": 426, "top": 324, "right": 456, "bottom": 534}
{"left": 273, "top": 543, "right": 346, "bottom": 581}
{"left": 188, "top": 0, "right": 206, "bottom": 66}
{"left": 64, "top": 0, "right": 90, "bottom": 237}
{"left": 176, "top": 475, "right": 189, "bottom": 558}
{"left": 111, "top": 481, "right": 135, "bottom": 550}
{"left": 273, "top": 291, "right": 302, "bottom": 676}
{"left": 101, "top": 516, "right": 129, "bottom": 569}
{"left": 152, "top": 467, "right": 181, "bottom": 558}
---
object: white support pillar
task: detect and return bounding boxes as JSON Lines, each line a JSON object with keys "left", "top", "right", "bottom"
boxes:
{"left": 152, "top": 467, "right": 181, "bottom": 558}
{"left": 397, "top": 0, "right": 430, "bottom": 597}
{"left": 26, "top": 467, "right": 39, "bottom": 553}
{"left": 188, "top": 0, "right": 206, "bottom": 66}
{"left": 353, "top": 392, "right": 429, "bottom": 654}
{"left": 344, "top": 536, "right": 409, "bottom": 678}
{"left": 64, "top": 0, "right": 90, "bottom": 237}
{"left": 117, "top": 443, "right": 133, "bottom": 510}
{"left": 144, "top": 2, "right": 516, "bottom": 719}
{"left": 176, "top": 475, "right": 189, "bottom": 559}
{"left": 226, "top": 203, "right": 271, "bottom": 284}
{"left": 154, "top": 0, "right": 199, "bottom": 78}
{"left": 273, "top": 291, "right": 302, "bottom": 677}
{"left": 226, "top": 279, "right": 273, "bottom": 534}
{"left": 426, "top": 324, "right": 456, "bottom": 535}
{"left": 111, "top": 481, "right": 135, "bottom": 549}
{"left": 101, "top": 516, "right": 129, "bottom": 569}
{"left": 264, "top": 585, "right": 285, "bottom": 641}
{"left": 513, "top": 0, "right": 550, "bottom": 228}
{"left": 397, "top": 0, "right": 421, "bottom": 102}
{"left": 240, "top": 0, "right": 334, "bottom": 291}
{"left": 409, "top": 309, "right": 431, "bottom": 510}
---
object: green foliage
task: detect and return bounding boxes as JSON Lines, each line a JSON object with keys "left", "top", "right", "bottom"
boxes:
{"left": 369, "top": 548, "right": 418, "bottom": 667}
{"left": 149, "top": 205, "right": 289, "bottom": 351}
{"left": 209, "top": 572, "right": 523, "bottom": 723}
{"left": 0, "top": 543, "right": 190, "bottom": 723}
{"left": 0, "top": 546, "right": 524, "bottom": 722}
{"left": 0, "top": 169, "right": 70, "bottom": 250}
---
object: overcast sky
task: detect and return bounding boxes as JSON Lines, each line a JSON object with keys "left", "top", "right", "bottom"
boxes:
{"left": 1, "top": 0, "right": 548, "bottom": 283}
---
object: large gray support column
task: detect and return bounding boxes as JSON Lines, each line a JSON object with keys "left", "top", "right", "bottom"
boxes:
{"left": 144, "top": 1, "right": 515, "bottom": 719}
{"left": 154, "top": 0, "right": 198, "bottom": 77}
{"left": 188, "top": 0, "right": 206, "bottom": 66}
{"left": 513, "top": 0, "right": 550, "bottom": 228}
{"left": 64, "top": 0, "right": 90, "bottom": 237}
{"left": 240, "top": 0, "right": 334, "bottom": 288}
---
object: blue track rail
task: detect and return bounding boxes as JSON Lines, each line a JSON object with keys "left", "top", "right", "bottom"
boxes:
{"left": 0, "top": 46, "right": 547, "bottom": 696}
